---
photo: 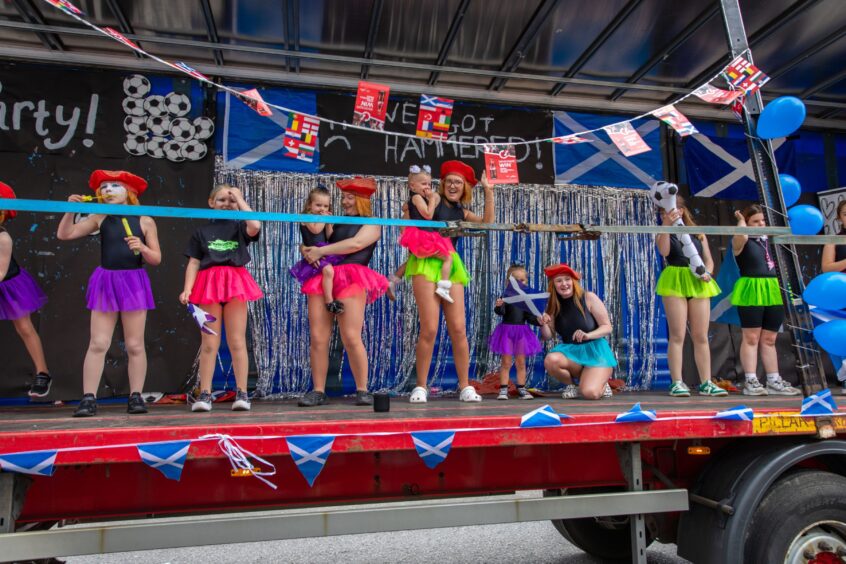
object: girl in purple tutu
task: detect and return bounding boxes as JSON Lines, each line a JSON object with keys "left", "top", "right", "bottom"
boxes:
{"left": 57, "top": 170, "right": 161, "bottom": 417}
{"left": 290, "top": 185, "right": 344, "bottom": 313}
{"left": 490, "top": 265, "right": 542, "bottom": 400}
{"left": 0, "top": 182, "right": 52, "bottom": 398}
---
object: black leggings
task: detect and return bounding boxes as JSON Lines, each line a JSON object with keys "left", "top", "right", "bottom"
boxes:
{"left": 737, "top": 305, "right": 784, "bottom": 333}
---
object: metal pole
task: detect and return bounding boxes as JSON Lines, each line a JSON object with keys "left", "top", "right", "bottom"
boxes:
{"left": 618, "top": 443, "right": 648, "bottom": 564}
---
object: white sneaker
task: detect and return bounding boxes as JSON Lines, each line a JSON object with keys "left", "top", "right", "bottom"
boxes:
{"left": 435, "top": 280, "right": 454, "bottom": 304}
{"left": 191, "top": 391, "right": 213, "bottom": 412}
{"left": 766, "top": 378, "right": 801, "bottom": 396}
{"left": 602, "top": 383, "right": 613, "bottom": 398}
{"left": 409, "top": 386, "right": 428, "bottom": 403}
{"left": 743, "top": 377, "right": 768, "bottom": 396}
{"left": 497, "top": 388, "right": 509, "bottom": 400}
{"left": 561, "top": 384, "right": 579, "bottom": 399}
{"left": 232, "top": 389, "right": 251, "bottom": 411}
{"left": 459, "top": 386, "right": 482, "bottom": 402}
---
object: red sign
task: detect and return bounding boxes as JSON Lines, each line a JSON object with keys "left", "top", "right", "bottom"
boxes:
{"left": 692, "top": 83, "right": 742, "bottom": 105}
{"left": 353, "top": 81, "right": 390, "bottom": 131}
{"left": 237, "top": 88, "right": 272, "bottom": 117}
{"left": 483, "top": 144, "right": 519, "bottom": 185}
{"left": 603, "top": 123, "right": 651, "bottom": 157}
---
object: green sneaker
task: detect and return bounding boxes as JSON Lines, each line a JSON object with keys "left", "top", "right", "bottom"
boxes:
{"left": 699, "top": 380, "right": 728, "bottom": 397}
{"left": 669, "top": 381, "right": 691, "bottom": 397}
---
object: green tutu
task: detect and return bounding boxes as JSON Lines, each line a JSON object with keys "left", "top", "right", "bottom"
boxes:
{"left": 656, "top": 266, "right": 721, "bottom": 299}
{"left": 731, "top": 276, "right": 783, "bottom": 306}
{"left": 405, "top": 252, "right": 470, "bottom": 285}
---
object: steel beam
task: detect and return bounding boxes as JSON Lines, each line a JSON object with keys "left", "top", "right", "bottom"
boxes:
{"left": 428, "top": 0, "right": 471, "bottom": 86}
{"left": 0, "top": 473, "right": 30, "bottom": 534}
{"left": 767, "top": 27, "right": 846, "bottom": 83}
{"left": 802, "top": 68, "right": 846, "bottom": 99}
{"left": 199, "top": 0, "right": 224, "bottom": 66}
{"left": 617, "top": 443, "right": 647, "bottom": 564}
{"left": 360, "top": 0, "right": 384, "bottom": 80}
{"left": 103, "top": 0, "right": 142, "bottom": 59}
{"left": 11, "top": 0, "right": 64, "bottom": 51}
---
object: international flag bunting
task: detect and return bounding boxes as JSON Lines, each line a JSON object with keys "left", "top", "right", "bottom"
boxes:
{"left": 237, "top": 88, "right": 272, "bottom": 117}
{"left": 615, "top": 403, "right": 657, "bottom": 423}
{"left": 552, "top": 135, "right": 592, "bottom": 144}
{"left": 801, "top": 389, "right": 838, "bottom": 416}
{"left": 731, "top": 96, "right": 746, "bottom": 122}
{"left": 410, "top": 430, "right": 455, "bottom": 469}
{"left": 416, "top": 95, "right": 454, "bottom": 140}
{"left": 725, "top": 56, "right": 770, "bottom": 95}
{"left": 603, "top": 123, "right": 651, "bottom": 157}
{"left": 502, "top": 275, "right": 548, "bottom": 317}
{"left": 44, "top": 0, "right": 84, "bottom": 16}
{"left": 692, "top": 84, "right": 743, "bottom": 105}
{"left": 286, "top": 435, "right": 335, "bottom": 486}
{"left": 137, "top": 440, "right": 191, "bottom": 481}
{"left": 520, "top": 405, "right": 566, "bottom": 428}
{"left": 102, "top": 27, "right": 141, "bottom": 51}
{"left": 652, "top": 105, "right": 698, "bottom": 137}
{"left": 483, "top": 144, "right": 519, "bottom": 184}
{"left": 169, "top": 62, "right": 211, "bottom": 83}
{"left": 0, "top": 450, "right": 57, "bottom": 476}
{"left": 284, "top": 113, "right": 320, "bottom": 163}
{"left": 353, "top": 80, "right": 390, "bottom": 131}
{"left": 714, "top": 405, "right": 754, "bottom": 421}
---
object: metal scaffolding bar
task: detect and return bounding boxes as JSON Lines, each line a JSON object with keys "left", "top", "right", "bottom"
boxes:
{"left": 360, "top": 0, "right": 384, "bottom": 80}
{"left": 428, "top": 0, "right": 471, "bottom": 86}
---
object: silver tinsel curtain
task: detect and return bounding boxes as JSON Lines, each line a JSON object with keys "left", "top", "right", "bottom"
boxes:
{"left": 215, "top": 162, "right": 659, "bottom": 397}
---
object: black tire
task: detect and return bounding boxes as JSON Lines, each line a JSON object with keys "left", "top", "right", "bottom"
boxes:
{"left": 745, "top": 469, "right": 846, "bottom": 563}
{"left": 543, "top": 488, "right": 654, "bottom": 561}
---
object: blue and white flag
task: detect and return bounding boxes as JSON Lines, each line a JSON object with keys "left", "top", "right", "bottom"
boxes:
{"left": 714, "top": 405, "right": 754, "bottom": 421}
{"left": 801, "top": 389, "right": 838, "bottom": 416}
{"left": 0, "top": 450, "right": 57, "bottom": 476}
{"left": 137, "top": 440, "right": 191, "bottom": 481}
{"left": 502, "top": 276, "right": 548, "bottom": 317}
{"left": 710, "top": 250, "right": 741, "bottom": 326}
{"left": 286, "top": 435, "right": 335, "bottom": 487}
{"left": 410, "top": 430, "right": 455, "bottom": 469}
{"left": 520, "top": 404, "right": 567, "bottom": 428}
{"left": 615, "top": 403, "right": 658, "bottom": 423}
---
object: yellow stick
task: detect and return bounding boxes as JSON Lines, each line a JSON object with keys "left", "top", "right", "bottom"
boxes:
{"left": 80, "top": 195, "right": 102, "bottom": 202}
{"left": 121, "top": 217, "right": 140, "bottom": 255}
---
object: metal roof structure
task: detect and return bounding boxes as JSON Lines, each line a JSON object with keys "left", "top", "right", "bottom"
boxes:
{"left": 1, "top": 0, "right": 845, "bottom": 130}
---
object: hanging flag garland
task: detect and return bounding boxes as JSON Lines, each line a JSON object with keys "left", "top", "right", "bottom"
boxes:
{"left": 410, "top": 430, "right": 455, "bottom": 469}
{"left": 286, "top": 435, "right": 335, "bottom": 486}
{"left": 801, "top": 389, "right": 838, "bottom": 416}
{"left": 520, "top": 405, "right": 567, "bottom": 428}
{"left": 652, "top": 105, "right": 698, "bottom": 137}
{"left": 0, "top": 450, "right": 58, "bottom": 476}
{"left": 615, "top": 403, "right": 658, "bottom": 423}
{"left": 714, "top": 405, "right": 754, "bottom": 421}
{"left": 552, "top": 134, "right": 593, "bottom": 144}
{"left": 416, "top": 95, "right": 454, "bottom": 140}
{"left": 137, "top": 440, "right": 192, "bottom": 481}
{"left": 692, "top": 84, "right": 743, "bottom": 105}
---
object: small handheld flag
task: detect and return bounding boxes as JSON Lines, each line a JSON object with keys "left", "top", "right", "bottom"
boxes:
{"left": 502, "top": 276, "right": 549, "bottom": 318}
{"left": 187, "top": 304, "right": 218, "bottom": 335}
{"left": 714, "top": 405, "right": 754, "bottom": 421}
{"left": 520, "top": 404, "right": 567, "bottom": 428}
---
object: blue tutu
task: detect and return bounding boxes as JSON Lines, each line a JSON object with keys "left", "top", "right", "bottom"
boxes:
{"left": 550, "top": 339, "right": 617, "bottom": 368}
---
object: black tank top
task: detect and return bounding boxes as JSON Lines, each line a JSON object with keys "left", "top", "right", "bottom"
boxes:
{"left": 434, "top": 201, "right": 464, "bottom": 246}
{"left": 0, "top": 226, "right": 20, "bottom": 282}
{"left": 495, "top": 302, "right": 538, "bottom": 326}
{"left": 836, "top": 228, "right": 846, "bottom": 268}
{"left": 300, "top": 224, "right": 327, "bottom": 246}
{"left": 554, "top": 295, "right": 598, "bottom": 344}
{"left": 737, "top": 237, "right": 775, "bottom": 278}
{"left": 100, "top": 216, "right": 144, "bottom": 270}
{"left": 665, "top": 235, "right": 704, "bottom": 267}
{"left": 330, "top": 223, "right": 377, "bottom": 266}
{"left": 408, "top": 196, "right": 437, "bottom": 232}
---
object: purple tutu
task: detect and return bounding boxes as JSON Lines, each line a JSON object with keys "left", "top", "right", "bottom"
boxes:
{"left": 0, "top": 268, "right": 47, "bottom": 320}
{"left": 289, "top": 243, "right": 344, "bottom": 285}
{"left": 86, "top": 267, "right": 155, "bottom": 312}
{"left": 488, "top": 323, "right": 543, "bottom": 356}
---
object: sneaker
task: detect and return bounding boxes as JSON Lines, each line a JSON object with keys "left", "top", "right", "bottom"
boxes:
{"left": 743, "top": 377, "right": 768, "bottom": 396}
{"left": 28, "top": 372, "right": 52, "bottom": 398}
{"left": 326, "top": 300, "right": 345, "bottom": 314}
{"left": 602, "top": 383, "right": 613, "bottom": 398}
{"left": 698, "top": 380, "right": 728, "bottom": 397}
{"left": 766, "top": 378, "right": 801, "bottom": 396}
{"left": 669, "top": 381, "right": 691, "bottom": 397}
{"left": 127, "top": 392, "right": 148, "bottom": 414}
{"left": 298, "top": 390, "right": 329, "bottom": 407}
{"left": 561, "top": 384, "right": 579, "bottom": 399}
{"left": 459, "top": 386, "right": 482, "bottom": 402}
{"left": 435, "top": 280, "right": 454, "bottom": 304}
{"left": 517, "top": 387, "right": 534, "bottom": 400}
{"left": 497, "top": 388, "right": 509, "bottom": 400}
{"left": 409, "top": 386, "right": 428, "bottom": 403}
{"left": 192, "top": 391, "right": 213, "bottom": 412}
{"left": 232, "top": 389, "right": 251, "bottom": 411}
{"left": 354, "top": 390, "right": 373, "bottom": 406}
{"left": 73, "top": 394, "right": 97, "bottom": 418}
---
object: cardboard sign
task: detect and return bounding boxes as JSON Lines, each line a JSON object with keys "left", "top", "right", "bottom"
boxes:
{"left": 353, "top": 81, "right": 390, "bottom": 130}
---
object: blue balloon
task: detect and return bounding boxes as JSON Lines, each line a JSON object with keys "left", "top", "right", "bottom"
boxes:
{"left": 814, "top": 320, "right": 846, "bottom": 357}
{"left": 757, "top": 96, "right": 806, "bottom": 139}
{"left": 788, "top": 205, "right": 824, "bottom": 235}
{"left": 803, "top": 272, "right": 846, "bottom": 310}
{"left": 778, "top": 173, "right": 801, "bottom": 207}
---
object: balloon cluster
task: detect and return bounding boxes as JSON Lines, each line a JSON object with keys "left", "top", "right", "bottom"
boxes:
{"left": 804, "top": 273, "right": 846, "bottom": 358}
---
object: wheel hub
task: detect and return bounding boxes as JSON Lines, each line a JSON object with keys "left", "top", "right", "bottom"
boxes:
{"left": 785, "top": 522, "right": 846, "bottom": 564}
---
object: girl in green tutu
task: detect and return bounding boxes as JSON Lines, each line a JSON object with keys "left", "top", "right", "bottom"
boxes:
{"left": 732, "top": 205, "right": 799, "bottom": 396}
{"left": 655, "top": 196, "right": 726, "bottom": 398}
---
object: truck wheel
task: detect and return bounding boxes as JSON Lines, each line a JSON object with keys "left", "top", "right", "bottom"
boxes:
{"left": 745, "top": 470, "right": 846, "bottom": 563}
{"left": 543, "top": 488, "right": 653, "bottom": 561}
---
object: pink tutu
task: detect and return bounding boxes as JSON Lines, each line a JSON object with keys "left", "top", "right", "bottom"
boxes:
{"left": 302, "top": 263, "right": 388, "bottom": 304}
{"left": 399, "top": 227, "right": 454, "bottom": 260}
{"left": 488, "top": 324, "right": 543, "bottom": 356}
{"left": 189, "top": 266, "right": 263, "bottom": 305}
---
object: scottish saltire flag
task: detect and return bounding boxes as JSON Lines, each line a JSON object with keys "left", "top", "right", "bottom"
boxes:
{"left": 284, "top": 113, "right": 320, "bottom": 163}
{"left": 615, "top": 403, "right": 657, "bottom": 423}
{"left": 710, "top": 250, "right": 741, "bottom": 326}
{"left": 520, "top": 405, "right": 567, "bottom": 428}
{"left": 411, "top": 431, "right": 455, "bottom": 469}
{"left": 0, "top": 450, "right": 57, "bottom": 476}
{"left": 715, "top": 405, "right": 754, "bottom": 421}
{"left": 416, "top": 95, "right": 454, "bottom": 140}
{"left": 502, "top": 276, "right": 548, "bottom": 317}
{"left": 801, "top": 389, "right": 837, "bottom": 416}
{"left": 286, "top": 435, "right": 335, "bottom": 486}
{"left": 553, "top": 111, "right": 661, "bottom": 188}
{"left": 44, "top": 0, "right": 84, "bottom": 16}
{"left": 725, "top": 56, "right": 770, "bottom": 94}
{"left": 137, "top": 440, "right": 191, "bottom": 481}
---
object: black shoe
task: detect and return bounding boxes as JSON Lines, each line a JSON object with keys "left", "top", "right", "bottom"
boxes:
{"left": 28, "top": 372, "right": 52, "bottom": 398}
{"left": 298, "top": 390, "right": 329, "bottom": 407}
{"left": 73, "top": 394, "right": 97, "bottom": 418}
{"left": 354, "top": 390, "right": 373, "bottom": 406}
{"left": 326, "top": 300, "right": 345, "bottom": 314}
{"left": 127, "top": 392, "right": 148, "bottom": 414}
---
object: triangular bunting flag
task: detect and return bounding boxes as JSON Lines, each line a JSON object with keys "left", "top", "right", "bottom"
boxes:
{"left": 724, "top": 56, "right": 770, "bottom": 94}
{"left": 652, "top": 105, "right": 698, "bottom": 137}
{"left": 520, "top": 404, "right": 567, "bottom": 428}
{"left": 801, "top": 389, "right": 837, "bottom": 416}
{"left": 603, "top": 123, "right": 651, "bottom": 157}
{"left": 44, "top": 0, "right": 85, "bottom": 16}
{"left": 714, "top": 405, "right": 754, "bottom": 421}
{"left": 236, "top": 88, "right": 272, "bottom": 117}
{"left": 692, "top": 84, "right": 742, "bottom": 105}
{"left": 0, "top": 450, "right": 57, "bottom": 476}
{"left": 286, "top": 435, "right": 335, "bottom": 487}
{"left": 137, "top": 440, "right": 191, "bottom": 481}
{"left": 615, "top": 403, "right": 657, "bottom": 423}
{"left": 411, "top": 430, "right": 455, "bottom": 469}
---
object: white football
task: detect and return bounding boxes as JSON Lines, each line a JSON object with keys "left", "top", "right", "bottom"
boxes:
{"left": 164, "top": 139, "right": 186, "bottom": 162}
{"left": 122, "top": 97, "right": 146, "bottom": 117}
{"left": 123, "top": 116, "right": 147, "bottom": 135}
{"left": 144, "top": 95, "right": 167, "bottom": 117}
{"left": 123, "top": 134, "right": 146, "bottom": 156}
{"left": 192, "top": 116, "right": 215, "bottom": 140}
{"left": 165, "top": 92, "right": 191, "bottom": 116}
{"left": 146, "top": 136, "right": 167, "bottom": 159}
{"left": 147, "top": 115, "right": 172, "bottom": 137}
{"left": 180, "top": 139, "right": 207, "bottom": 161}
{"left": 123, "top": 74, "right": 151, "bottom": 98}
{"left": 170, "top": 117, "right": 196, "bottom": 141}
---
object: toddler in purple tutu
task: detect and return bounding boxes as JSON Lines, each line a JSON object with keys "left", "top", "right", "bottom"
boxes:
{"left": 490, "top": 264, "right": 543, "bottom": 400}
{"left": 290, "top": 185, "right": 344, "bottom": 313}
{"left": 57, "top": 170, "right": 162, "bottom": 417}
{"left": 0, "top": 182, "right": 52, "bottom": 399}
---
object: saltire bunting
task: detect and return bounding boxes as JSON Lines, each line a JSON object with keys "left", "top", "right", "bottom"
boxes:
{"left": 520, "top": 405, "right": 567, "bottom": 428}
{"left": 0, "top": 450, "right": 57, "bottom": 476}
{"left": 136, "top": 440, "right": 191, "bottom": 481}
{"left": 801, "top": 389, "right": 838, "bottom": 416}
{"left": 410, "top": 430, "right": 455, "bottom": 469}
{"left": 236, "top": 88, "right": 272, "bottom": 117}
{"left": 692, "top": 84, "right": 743, "bottom": 105}
{"left": 615, "top": 403, "right": 657, "bottom": 423}
{"left": 187, "top": 303, "right": 218, "bottom": 335}
{"left": 603, "top": 122, "right": 651, "bottom": 157}
{"left": 502, "top": 275, "right": 548, "bottom": 317}
{"left": 709, "top": 250, "right": 741, "bottom": 326}
{"left": 44, "top": 0, "right": 84, "bottom": 16}
{"left": 652, "top": 105, "right": 698, "bottom": 137}
{"left": 286, "top": 435, "right": 335, "bottom": 486}
{"left": 102, "top": 27, "right": 141, "bottom": 51}
{"left": 714, "top": 405, "right": 754, "bottom": 421}
{"left": 284, "top": 113, "right": 320, "bottom": 163}
{"left": 483, "top": 144, "right": 519, "bottom": 184}
{"left": 552, "top": 135, "right": 592, "bottom": 145}
{"left": 724, "top": 56, "right": 770, "bottom": 94}
{"left": 353, "top": 80, "right": 390, "bottom": 131}
{"left": 416, "top": 95, "right": 454, "bottom": 140}
{"left": 168, "top": 62, "right": 211, "bottom": 83}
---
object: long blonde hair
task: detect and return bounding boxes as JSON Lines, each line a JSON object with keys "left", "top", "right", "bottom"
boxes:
{"left": 674, "top": 195, "right": 703, "bottom": 242}
{"left": 545, "top": 278, "right": 586, "bottom": 319}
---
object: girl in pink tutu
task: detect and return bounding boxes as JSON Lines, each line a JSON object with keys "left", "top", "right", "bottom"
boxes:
{"left": 490, "top": 265, "right": 542, "bottom": 400}
{"left": 289, "top": 185, "right": 344, "bottom": 314}
{"left": 180, "top": 183, "right": 263, "bottom": 413}
{"left": 57, "top": 170, "right": 161, "bottom": 417}
{"left": 0, "top": 182, "right": 52, "bottom": 399}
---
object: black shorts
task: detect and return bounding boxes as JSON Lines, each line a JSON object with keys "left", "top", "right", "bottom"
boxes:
{"left": 737, "top": 305, "right": 784, "bottom": 332}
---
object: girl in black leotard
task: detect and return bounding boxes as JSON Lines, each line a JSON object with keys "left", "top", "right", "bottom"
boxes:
{"left": 821, "top": 199, "right": 846, "bottom": 389}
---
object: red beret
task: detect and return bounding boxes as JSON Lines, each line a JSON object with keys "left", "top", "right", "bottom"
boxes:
{"left": 336, "top": 176, "right": 377, "bottom": 198}
{"left": 88, "top": 170, "right": 148, "bottom": 196}
{"left": 544, "top": 263, "right": 581, "bottom": 281}
{"left": 440, "top": 160, "right": 478, "bottom": 186}
{"left": 0, "top": 181, "right": 17, "bottom": 219}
